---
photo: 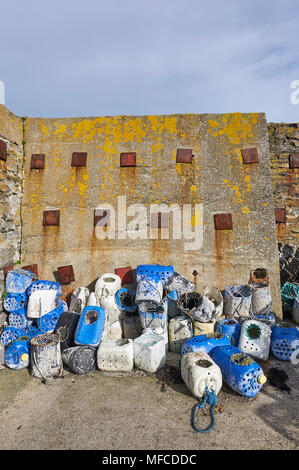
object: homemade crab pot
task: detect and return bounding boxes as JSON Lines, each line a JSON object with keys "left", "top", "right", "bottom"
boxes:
{"left": 164, "top": 290, "right": 181, "bottom": 318}
{"left": 136, "top": 264, "right": 174, "bottom": 286}
{"left": 122, "top": 312, "right": 142, "bottom": 340}
{"left": 181, "top": 351, "right": 222, "bottom": 399}
{"left": 293, "top": 297, "right": 299, "bottom": 324}
{"left": 181, "top": 333, "right": 230, "bottom": 356}
{"left": 105, "top": 320, "right": 123, "bottom": 340}
{"left": 54, "top": 311, "right": 80, "bottom": 351}
{"left": 193, "top": 319, "right": 216, "bottom": 336}
{"left": 135, "top": 276, "right": 163, "bottom": 305}
{"left": 210, "top": 345, "right": 267, "bottom": 397}
{"left": 250, "top": 283, "right": 272, "bottom": 316}
{"left": 27, "top": 280, "right": 62, "bottom": 299}
{"left": 99, "top": 294, "right": 122, "bottom": 325}
{"left": 95, "top": 273, "right": 122, "bottom": 299}
{"left": 143, "top": 327, "right": 169, "bottom": 353}
{"left": 214, "top": 318, "right": 241, "bottom": 346}
{"left": 30, "top": 333, "right": 63, "bottom": 379}
{"left": 223, "top": 285, "right": 252, "bottom": 317}
{"left": 62, "top": 346, "right": 97, "bottom": 375}
{"left": 133, "top": 331, "right": 166, "bottom": 373}
{"left": 5, "top": 328, "right": 41, "bottom": 370}
{"left": 3, "top": 293, "right": 28, "bottom": 313}
{"left": 8, "top": 312, "right": 30, "bottom": 330}
{"left": 27, "top": 289, "right": 57, "bottom": 318}
{"left": 5, "top": 269, "right": 36, "bottom": 294}
{"left": 281, "top": 282, "right": 299, "bottom": 315}
{"left": 138, "top": 301, "right": 167, "bottom": 332}
{"left": 75, "top": 306, "right": 106, "bottom": 347}
{"left": 271, "top": 324, "right": 299, "bottom": 362}
{"left": 168, "top": 316, "right": 193, "bottom": 353}
{"left": 165, "top": 272, "right": 195, "bottom": 296}
{"left": 115, "top": 288, "right": 137, "bottom": 313}
{"left": 37, "top": 300, "right": 68, "bottom": 333}
{"left": 178, "top": 292, "right": 216, "bottom": 322}
{"left": 1, "top": 326, "right": 27, "bottom": 347}
{"left": 97, "top": 339, "right": 134, "bottom": 372}
{"left": 69, "top": 287, "right": 90, "bottom": 314}
{"left": 203, "top": 287, "right": 223, "bottom": 319}
{"left": 238, "top": 320, "right": 271, "bottom": 361}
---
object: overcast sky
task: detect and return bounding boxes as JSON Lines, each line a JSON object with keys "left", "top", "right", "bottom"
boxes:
{"left": 1, "top": 0, "right": 299, "bottom": 122}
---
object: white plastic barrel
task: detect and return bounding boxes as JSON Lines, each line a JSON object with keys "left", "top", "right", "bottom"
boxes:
{"left": 87, "top": 293, "right": 99, "bottom": 307}
{"left": 105, "top": 320, "right": 123, "bottom": 340}
{"left": 181, "top": 351, "right": 222, "bottom": 399}
{"left": 238, "top": 319, "right": 271, "bottom": 361}
{"left": 250, "top": 284, "right": 272, "bottom": 316}
{"left": 27, "top": 290, "right": 57, "bottom": 318}
{"left": 203, "top": 287, "right": 223, "bottom": 319}
{"left": 69, "top": 287, "right": 90, "bottom": 314}
{"left": 99, "top": 295, "right": 122, "bottom": 324}
{"left": 133, "top": 331, "right": 166, "bottom": 373}
{"left": 97, "top": 339, "right": 134, "bottom": 372}
{"left": 193, "top": 319, "right": 216, "bottom": 336}
{"left": 168, "top": 316, "right": 193, "bottom": 353}
{"left": 95, "top": 273, "right": 121, "bottom": 299}
{"left": 143, "top": 327, "right": 169, "bottom": 353}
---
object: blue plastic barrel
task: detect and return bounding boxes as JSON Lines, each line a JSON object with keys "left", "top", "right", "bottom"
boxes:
{"left": 1, "top": 326, "right": 25, "bottom": 346}
{"left": 5, "top": 328, "right": 41, "bottom": 369}
{"left": 37, "top": 300, "right": 68, "bottom": 333}
{"left": 74, "top": 306, "right": 106, "bottom": 347}
{"left": 181, "top": 333, "right": 230, "bottom": 356}
{"left": 115, "top": 288, "right": 137, "bottom": 313}
{"left": 136, "top": 264, "right": 174, "bottom": 285}
{"left": 27, "top": 280, "right": 62, "bottom": 299}
{"left": 214, "top": 318, "right": 241, "bottom": 346}
{"left": 210, "top": 345, "right": 267, "bottom": 397}
{"left": 6, "top": 269, "right": 36, "bottom": 294}
{"left": 271, "top": 324, "right": 299, "bottom": 361}
{"left": 3, "top": 293, "right": 28, "bottom": 313}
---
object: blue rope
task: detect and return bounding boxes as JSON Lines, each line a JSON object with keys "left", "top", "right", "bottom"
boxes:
{"left": 192, "top": 386, "right": 218, "bottom": 433}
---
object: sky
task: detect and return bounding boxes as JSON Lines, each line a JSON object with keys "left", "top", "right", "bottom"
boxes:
{"left": 1, "top": 0, "right": 299, "bottom": 122}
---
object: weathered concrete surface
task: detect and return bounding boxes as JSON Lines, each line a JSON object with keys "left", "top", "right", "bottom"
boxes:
{"left": 0, "top": 354, "right": 297, "bottom": 450}
{"left": 21, "top": 112, "right": 282, "bottom": 315}
{"left": 0, "top": 105, "right": 24, "bottom": 301}
{"left": 268, "top": 123, "right": 299, "bottom": 246}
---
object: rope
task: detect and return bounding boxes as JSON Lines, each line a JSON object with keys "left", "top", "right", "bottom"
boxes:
{"left": 192, "top": 386, "right": 218, "bottom": 433}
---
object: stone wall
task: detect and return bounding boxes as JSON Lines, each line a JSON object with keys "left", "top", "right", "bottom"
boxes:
{"left": 20, "top": 112, "right": 282, "bottom": 315}
{"left": 268, "top": 123, "right": 299, "bottom": 245}
{"left": 0, "top": 105, "right": 24, "bottom": 303}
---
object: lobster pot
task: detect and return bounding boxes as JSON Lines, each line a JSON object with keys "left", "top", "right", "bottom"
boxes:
{"left": 6, "top": 269, "right": 36, "bottom": 294}
{"left": 143, "top": 327, "right": 169, "bottom": 353}
{"left": 30, "top": 333, "right": 63, "bottom": 378}
{"left": 62, "top": 346, "right": 96, "bottom": 374}
{"left": 271, "top": 324, "right": 299, "bottom": 361}
{"left": 136, "top": 264, "right": 174, "bottom": 286}
{"left": 3, "top": 293, "right": 28, "bottom": 313}
{"left": 95, "top": 273, "right": 122, "bottom": 299}
{"left": 133, "top": 331, "right": 166, "bottom": 373}
{"left": 8, "top": 312, "right": 29, "bottom": 330}
{"left": 1, "top": 326, "right": 25, "bottom": 347}
{"left": 122, "top": 312, "right": 142, "bottom": 340}
{"left": 69, "top": 287, "right": 90, "bottom": 314}
{"left": 223, "top": 285, "right": 252, "bottom": 318}
{"left": 181, "top": 351, "right": 222, "bottom": 399}
{"left": 164, "top": 290, "right": 181, "bottom": 319}
{"left": 168, "top": 316, "right": 193, "bottom": 353}
{"left": 292, "top": 297, "right": 299, "bottom": 325}
{"left": 238, "top": 320, "right": 271, "bottom": 361}
{"left": 214, "top": 318, "right": 241, "bottom": 346}
{"left": 181, "top": 332, "right": 230, "bottom": 356}
{"left": 135, "top": 276, "right": 163, "bottom": 305}
{"left": 5, "top": 328, "right": 41, "bottom": 370}
{"left": 138, "top": 301, "right": 167, "bottom": 332}
{"left": 27, "top": 290, "right": 57, "bottom": 318}
{"left": 203, "top": 287, "right": 223, "bottom": 319}
{"left": 87, "top": 293, "right": 99, "bottom": 307}
{"left": 251, "top": 284, "right": 272, "bottom": 316}
{"left": 97, "top": 339, "right": 134, "bottom": 372}
{"left": 210, "top": 345, "right": 267, "bottom": 397}
{"left": 27, "top": 280, "right": 62, "bottom": 299}
{"left": 178, "top": 293, "right": 216, "bottom": 323}
{"left": 105, "top": 320, "right": 123, "bottom": 340}
{"left": 37, "top": 300, "right": 68, "bottom": 333}
{"left": 115, "top": 288, "right": 137, "bottom": 314}
{"left": 54, "top": 311, "right": 80, "bottom": 351}
{"left": 193, "top": 319, "right": 216, "bottom": 336}
{"left": 165, "top": 272, "right": 195, "bottom": 296}
{"left": 75, "top": 306, "right": 106, "bottom": 347}
{"left": 99, "top": 295, "right": 122, "bottom": 324}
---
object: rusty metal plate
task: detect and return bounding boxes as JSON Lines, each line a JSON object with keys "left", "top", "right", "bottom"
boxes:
{"left": 120, "top": 152, "right": 136, "bottom": 167}
{"left": 58, "top": 265, "right": 75, "bottom": 284}
{"left": 0, "top": 140, "right": 7, "bottom": 161}
{"left": 94, "top": 209, "right": 110, "bottom": 226}
{"left": 43, "top": 210, "right": 60, "bottom": 226}
{"left": 275, "top": 208, "right": 286, "bottom": 224}
{"left": 115, "top": 267, "right": 133, "bottom": 285}
{"left": 241, "top": 147, "right": 259, "bottom": 164}
{"left": 71, "top": 152, "right": 87, "bottom": 167}
{"left": 289, "top": 153, "right": 299, "bottom": 169}
{"left": 214, "top": 213, "right": 233, "bottom": 230}
{"left": 151, "top": 212, "right": 169, "bottom": 228}
{"left": 22, "top": 264, "right": 39, "bottom": 278}
{"left": 30, "top": 154, "right": 45, "bottom": 169}
{"left": 176, "top": 148, "right": 193, "bottom": 163}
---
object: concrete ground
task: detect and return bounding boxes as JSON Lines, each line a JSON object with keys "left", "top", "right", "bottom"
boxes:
{"left": 0, "top": 353, "right": 298, "bottom": 450}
